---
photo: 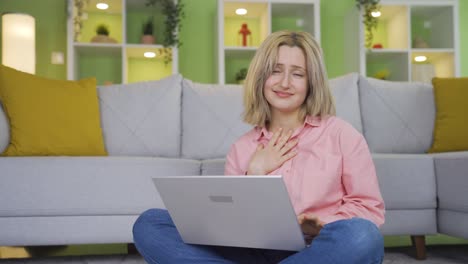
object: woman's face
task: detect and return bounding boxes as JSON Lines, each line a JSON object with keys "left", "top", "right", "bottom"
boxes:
{"left": 263, "top": 45, "right": 308, "bottom": 117}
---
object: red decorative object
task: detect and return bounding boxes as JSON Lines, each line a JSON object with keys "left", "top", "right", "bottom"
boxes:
{"left": 238, "top": 23, "right": 251, "bottom": 47}
{"left": 372, "top": 43, "right": 383, "bottom": 49}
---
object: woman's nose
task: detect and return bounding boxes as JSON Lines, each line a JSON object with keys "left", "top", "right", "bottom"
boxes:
{"left": 280, "top": 72, "right": 290, "bottom": 88}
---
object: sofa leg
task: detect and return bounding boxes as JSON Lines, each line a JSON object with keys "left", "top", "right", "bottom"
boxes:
{"left": 127, "top": 243, "right": 138, "bottom": 255}
{"left": 410, "top": 235, "right": 426, "bottom": 260}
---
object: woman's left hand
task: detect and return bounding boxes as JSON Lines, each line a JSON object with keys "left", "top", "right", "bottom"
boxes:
{"left": 298, "top": 213, "right": 325, "bottom": 239}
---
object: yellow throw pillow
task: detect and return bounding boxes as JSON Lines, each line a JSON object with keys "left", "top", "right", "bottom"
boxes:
{"left": 0, "top": 65, "right": 107, "bottom": 156}
{"left": 428, "top": 77, "right": 468, "bottom": 153}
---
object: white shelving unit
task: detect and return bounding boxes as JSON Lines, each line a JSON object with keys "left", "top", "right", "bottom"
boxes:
{"left": 345, "top": 0, "right": 459, "bottom": 82}
{"left": 217, "top": 0, "right": 321, "bottom": 84}
{"left": 67, "top": 0, "right": 178, "bottom": 85}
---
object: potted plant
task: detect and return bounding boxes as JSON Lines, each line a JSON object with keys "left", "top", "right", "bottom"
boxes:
{"left": 91, "top": 24, "right": 117, "bottom": 43}
{"left": 235, "top": 68, "right": 248, "bottom": 84}
{"left": 355, "top": 0, "right": 381, "bottom": 49}
{"left": 96, "top": 24, "right": 109, "bottom": 36}
{"left": 145, "top": 0, "right": 185, "bottom": 63}
{"left": 141, "top": 17, "right": 155, "bottom": 44}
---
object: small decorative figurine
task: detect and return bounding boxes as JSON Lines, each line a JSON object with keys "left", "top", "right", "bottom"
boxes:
{"left": 238, "top": 23, "right": 251, "bottom": 47}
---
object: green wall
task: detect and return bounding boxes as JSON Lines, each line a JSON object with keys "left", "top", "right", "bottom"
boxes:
{"left": 321, "top": 0, "right": 355, "bottom": 78}
{"left": 0, "top": 0, "right": 467, "bottom": 82}
{"left": 178, "top": 0, "right": 217, "bottom": 83}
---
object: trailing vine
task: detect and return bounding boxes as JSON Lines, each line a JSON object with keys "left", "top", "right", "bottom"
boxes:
{"left": 145, "top": 0, "right": 185, "bottom": 64}
{"left": 73, "top": 0, "right": 89, "bottom": 42}
{"left": 355, "top": 0, "right": 380, "bottom": 49}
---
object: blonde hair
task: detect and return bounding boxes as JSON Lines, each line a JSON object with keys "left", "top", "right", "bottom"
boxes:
{"left": 243, "top": 30, "right": 335, "bottom": 127}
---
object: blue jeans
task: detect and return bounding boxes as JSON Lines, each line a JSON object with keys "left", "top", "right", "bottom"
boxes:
{"left": 133, "top": 209, "right": 384, "bottom": 264}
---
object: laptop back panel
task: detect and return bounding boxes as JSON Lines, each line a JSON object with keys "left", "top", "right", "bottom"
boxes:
{"left": 152, "top": 175, "right": 306, "bottom": 251}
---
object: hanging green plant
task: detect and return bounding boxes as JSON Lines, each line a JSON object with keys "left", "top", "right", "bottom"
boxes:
{"left": 73, "top": 0, "right": 89, "bottom": 42}
{"left": 355, "top": 0, "right": 381, "bottom": 49}
{"left": 145, "top": 0, "right": 185, "bottom": 63}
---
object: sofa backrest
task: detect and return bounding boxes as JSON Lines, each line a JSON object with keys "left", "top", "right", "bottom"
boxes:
{"left": 181, "top": 73, "right": 364, "bottom": 160}
{"left": 329, "top": 73, "right": 363, "bottom": 133}
{"left": 358, "top": 76, "right": 435, "bottom": 153}
{"left": 97, "top": 74, "right": 183, "bottom": 157}
{"left": 181, "top": 79, "right": 252, "bottom": 159}
{"left": 0, "top": 73, "right": 436, "bottom": 157}
{"left": 0, "top": 102, "right": 9, "bottom": 153}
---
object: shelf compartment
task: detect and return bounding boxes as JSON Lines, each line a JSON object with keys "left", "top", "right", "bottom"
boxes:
{"left": 366, "top": 51, "right": 409, "bottom": 81}
{"left": 411, "top": 51, "right": 454, "bottom": 82}
{"left": 126, "top": 0, "right": 166, "bottom": 45}
{"left": 75, "top": 45, "right": 122, "bottom": 85}
{"left": 370, "top": 5, "right": 408, "bottom": 49}
{"left": 223, "top": 1, "right": 268, "bottom": 48}
{"left": 411, "top": 5, "right": 454, "bottom": 49}
{"left": 78, "top": 0, "right": 123, "bottom": 44}
{"left": 125, "top": 45, "right": 173, "bottom": 83}
{"left": 271, "top": 3, "right": 316, "bottom": 37}
{"left": 225, "top": 48, "right": 256, "bottom": 84}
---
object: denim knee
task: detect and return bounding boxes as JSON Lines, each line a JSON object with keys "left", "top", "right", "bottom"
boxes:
{"left": 343, "top": 218, "right": 384, "bottom": 261}
{"left": 318, "top": 217, "right": 383, "bottom": 263}
{"left": 133, "top": 208, "right": 170, "bottom": 243}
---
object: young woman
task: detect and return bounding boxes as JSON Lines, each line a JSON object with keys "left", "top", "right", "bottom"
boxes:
{"left": 133, "top": 30, "right": 385, "bottom": 264}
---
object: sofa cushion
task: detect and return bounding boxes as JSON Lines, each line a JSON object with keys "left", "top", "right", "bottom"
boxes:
{"left": 429, "top": 77, "right": 468, "bottom": 153}
{"left": 0, "top": 65, "right": 107, "bottom": 156}
{"left": 359, "top": 77, "right": 435, "bottom": 153}
{"left": 0, "top": 215, "right": 139, "bottom": 245}
{"left": 182, "top": 80, "right": 252, "bottom": 159}
{"left": 438, "top": 210, "right": 468, "bottom": 239}
{"left": 0, "top": 157, "right": 201, "bottom": 217}
{"left": 201, "top": 159, "right": 226, "bottom": 175}
{"left": 380, "top": 209, "right": 437, "bottom": 235}
{"left": 98, "top": 74, "right": 182, "bottom": 157}
{"left": 0, "top": 102, "right": 8, "bottom": 153}
{"left": 432, "top": 151, "right": 468, "bottom": 213}
{"left": 329, "top": 73, "right": 363, "bottom": 133}
{"left": 372, "top": 153, "right": 436, "bottom": 210}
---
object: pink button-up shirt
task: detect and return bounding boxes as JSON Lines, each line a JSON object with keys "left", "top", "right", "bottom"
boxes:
{"left": 225, "top": 116, "right": 385, "bottom": 227}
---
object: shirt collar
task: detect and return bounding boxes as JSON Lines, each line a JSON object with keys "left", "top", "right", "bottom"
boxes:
{"left": 255, "top": 115, "right": 321, "bottom": 141}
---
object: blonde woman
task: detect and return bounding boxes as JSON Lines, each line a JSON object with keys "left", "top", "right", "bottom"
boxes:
{"left": 133, "top": 31, "right": 385, "bottom": 264}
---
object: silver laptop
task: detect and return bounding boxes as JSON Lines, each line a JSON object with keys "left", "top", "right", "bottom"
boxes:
{"left": 152, "top": 175, "right": 306, "bottom": 251}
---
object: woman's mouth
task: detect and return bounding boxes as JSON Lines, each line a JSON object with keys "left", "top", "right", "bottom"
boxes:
{"left": 274, "top": 91, "right": 293, "bottom": 98}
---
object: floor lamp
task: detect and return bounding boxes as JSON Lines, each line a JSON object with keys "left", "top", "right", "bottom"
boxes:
{"left": 1, "top": 13, "right": 35, "bottom": 74}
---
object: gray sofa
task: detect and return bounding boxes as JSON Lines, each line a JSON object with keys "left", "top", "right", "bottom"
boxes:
{"left": 0, "top": 73, "right": 466, "bottom": 259}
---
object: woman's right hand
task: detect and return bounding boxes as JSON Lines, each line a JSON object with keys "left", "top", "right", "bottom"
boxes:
{"left": 247, "top": 128, "right": 298, "bottom": 175}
